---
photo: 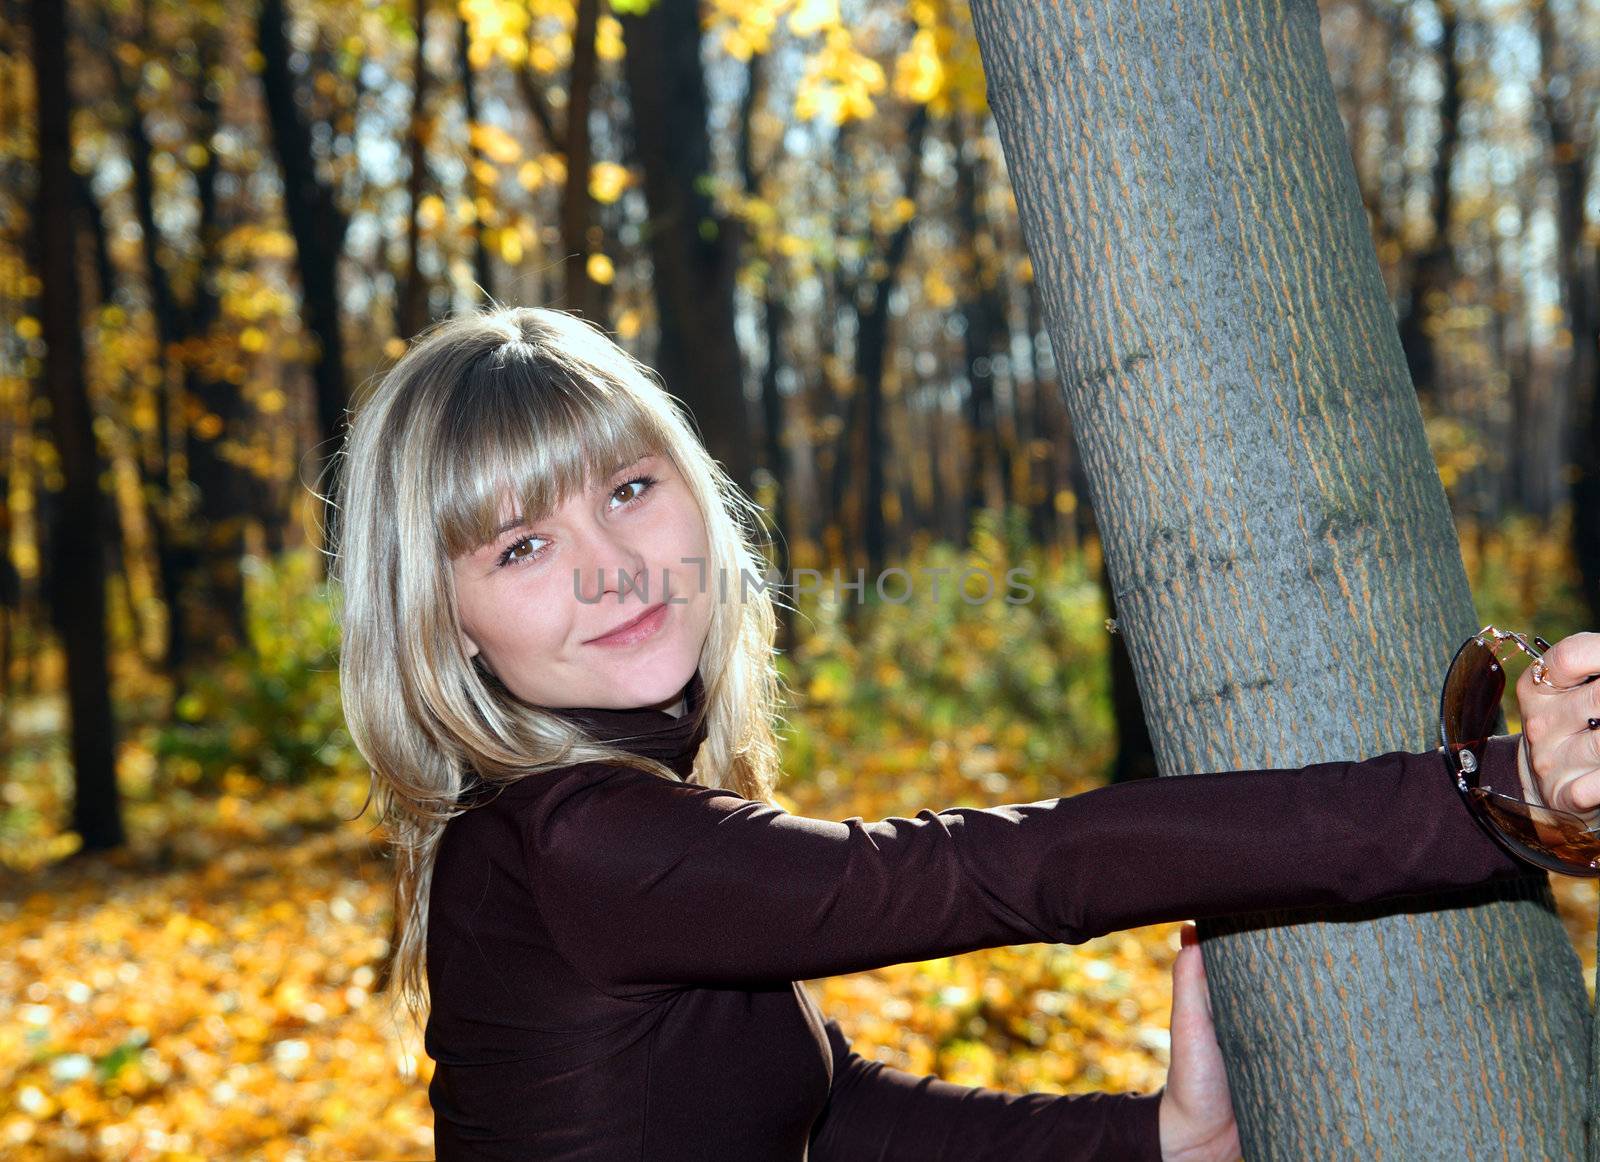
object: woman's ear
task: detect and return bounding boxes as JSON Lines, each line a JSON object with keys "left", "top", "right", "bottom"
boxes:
{"left": 460, "top": 629, "right": 480, "bottom": 660}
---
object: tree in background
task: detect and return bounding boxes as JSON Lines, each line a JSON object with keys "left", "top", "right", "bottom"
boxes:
{"left": 970, "top": 0, "right": 1588, "bottom": 1155}
{"left": 29, "top": 0, "right": 125, "bottom": 850}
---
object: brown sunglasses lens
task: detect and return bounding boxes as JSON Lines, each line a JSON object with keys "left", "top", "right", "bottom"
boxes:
{"left": 1440, "top": 638, "right": 1505, "bottom": 778}
{"left": 1467, "top": 788, "right": 1600, "bottom": 874}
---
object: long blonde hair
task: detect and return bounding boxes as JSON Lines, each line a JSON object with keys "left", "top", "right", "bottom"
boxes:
{"left": 328, "top": 305, "right": 784, "bottom": 1036}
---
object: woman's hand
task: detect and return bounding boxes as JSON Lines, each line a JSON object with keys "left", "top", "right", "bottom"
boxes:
{"left": 1157, "top": 923, "right": 1241, "bottom": 1162}
{"left": 1515, "top": 632, "right": 1600, "bottom": 815}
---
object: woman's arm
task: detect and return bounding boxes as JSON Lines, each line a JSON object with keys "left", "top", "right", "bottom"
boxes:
{"left": 805, "top": 1016, "right": 1163, "bottom": 1162}
{"left": 522, "top": 739, "right": 1531, "bottom": 998}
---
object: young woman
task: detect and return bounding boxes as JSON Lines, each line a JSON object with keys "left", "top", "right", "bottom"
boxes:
{"left": 331, "top": 305, "right": 1600, "bottom": 1162}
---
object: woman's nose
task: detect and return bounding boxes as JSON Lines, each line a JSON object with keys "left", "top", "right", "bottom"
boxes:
{"left": 571, "top": 523, "right": 648, "bottom": 604}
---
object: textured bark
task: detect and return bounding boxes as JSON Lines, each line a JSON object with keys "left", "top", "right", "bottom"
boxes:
{"left": 31, "top": 0, "right": 126, "bottom": 850}
{"left": 969, "top": 2, "right": 1589, "bottom": 1157}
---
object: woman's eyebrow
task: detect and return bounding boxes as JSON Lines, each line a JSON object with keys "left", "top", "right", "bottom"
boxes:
{"left": 484, "top": 457, "right": 652, "bottom": 540}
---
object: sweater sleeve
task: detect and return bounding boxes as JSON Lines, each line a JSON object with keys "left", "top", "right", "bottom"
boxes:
{"left": 522, "top": 735, "right": 1534, "bottom": 998}
{"left": 806, "top": 1016, "right": 1164, "bottom": 1162}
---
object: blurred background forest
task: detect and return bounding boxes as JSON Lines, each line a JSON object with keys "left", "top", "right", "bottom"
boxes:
{"left": 3, "top": 0, "right": 1600, "bottom": 1157}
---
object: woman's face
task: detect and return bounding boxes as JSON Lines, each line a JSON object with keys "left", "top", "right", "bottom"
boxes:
{"left": 450, "top": 451, "right": 713, "bottom": 715}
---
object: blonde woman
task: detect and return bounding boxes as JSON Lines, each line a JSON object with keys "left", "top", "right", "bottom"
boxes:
{"left": 332, "top": 305, "right": 1600, "bottom": 1161}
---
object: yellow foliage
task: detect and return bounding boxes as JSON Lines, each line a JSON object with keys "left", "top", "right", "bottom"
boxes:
{"left": 416, "top": 194, "right": 446, "bottom": 231}
{"left": 795, "top": 28, "right": 885, "bottom": 126}
{"left": 498, "top": 228, "right": 524, "bottom": 264}
{"left": 597, "top": 15, "right": 624, "bottom": 61}
{"left": 701, "top": 0, "right": 790, "bottom": 61}
{"left": 469, "top": 122, "right": 523, "bottom": 165}
{"left": 586, "top": 253, "right": 615, "bottom": 285}
{"left": 460, "top": 0, "right": 531, "bottom": 69}
{"left": 788, "top": 0, "right": 840, "bottom": 38}
{"left": 540, "top": 152, "right": 568, "bottom": 186}
{"left": 588, "top": 161, "right": 631, "bottom": 204}
{"left": 529, "top": 41, "right": 560, "bottom": 74}
{"left": 893, "top": 28, "right": 944, "bottom": 106}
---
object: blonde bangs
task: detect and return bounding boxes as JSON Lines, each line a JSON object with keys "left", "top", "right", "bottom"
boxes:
{"left": 430, "top": 346, "right": 675, "bottom": 561}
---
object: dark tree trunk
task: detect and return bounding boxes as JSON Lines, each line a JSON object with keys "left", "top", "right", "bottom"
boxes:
{"left": 111, "top": 11, "right": 249, "bottom": 677}
{"left": 457, "top": 11, "right": 492, "bottom": 301}
{"left": 970, "top": 1, "right": 1588, "bottom": 1156}
{"left": 257, "top": 0, "right": 351, "bottom": 559}
{"left": 616, "top": 0, "right": 752, "bottom": 497}
{"left": 560, "top": 0, "right": 601, "bottom": 321}
{"left": 399, "top": 0, "right": 431, "bottom": 338}
{"left": 952, "top": 111, "right": 1011, "bottom": 535}
{"left": 857, "top": 104, "right": 930, "bottom": 580}
{"left": 736, "top": 50, "right": 793, "bottom": 643}
{"left": 1538, "top": 2, "right": 1600, "bottom": 621}
{"left": 182, "top": 31, "right": 251, "bottom": 663}
{"left": 91, "top": 0, "right": 192, "bottom": 676}
{"left": 31, "top": 0, "right": 125, "bottom": 851}
{"left": 1392, "top": 5, "right": 1460, "bottom": 409}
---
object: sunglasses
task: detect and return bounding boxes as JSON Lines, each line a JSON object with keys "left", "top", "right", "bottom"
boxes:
{"left": 1440, "top": 625, "right": 1600, "bottom": 877}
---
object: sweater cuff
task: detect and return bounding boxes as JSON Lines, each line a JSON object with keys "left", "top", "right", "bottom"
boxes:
{"left": 1109, "top": 1088, "right": 1164, "bottom": 1161}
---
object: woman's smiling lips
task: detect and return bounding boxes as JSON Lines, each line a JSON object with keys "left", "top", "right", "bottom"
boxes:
{"left": 584, "top": 602, "right": 669, "bottom": 647}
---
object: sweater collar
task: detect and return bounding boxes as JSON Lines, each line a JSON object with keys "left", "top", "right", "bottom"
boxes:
{"left": 548, "top": 669, "right": 708, "bottom": 779}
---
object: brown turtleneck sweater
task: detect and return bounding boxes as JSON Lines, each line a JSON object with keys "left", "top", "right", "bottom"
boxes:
{"left": 423, "top": 670, "right": 1531, "bottom": 1160}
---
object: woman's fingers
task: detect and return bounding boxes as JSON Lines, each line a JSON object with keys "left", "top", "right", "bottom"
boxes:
{"left": 1515, "top": 634, "right": 1600, "bottom": 817}
{"left": 1159, "top": 924, "right": 1241, "bottom": 1162}
{"left": 1532, "top": 734, "right": 1600, "bottom": 814}
{"left": 1529, "top": 632, "right": 1600, "bottom": 692}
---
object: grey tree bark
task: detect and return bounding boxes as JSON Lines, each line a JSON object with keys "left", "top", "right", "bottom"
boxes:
{"left": 967, "top": 1, "right": 1589, "bottom": 1157}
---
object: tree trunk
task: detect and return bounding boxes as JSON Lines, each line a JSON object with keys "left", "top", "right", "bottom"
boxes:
{"left": 457, "top": 10, "right": 492, "bottom": 301}
{"left": 616, "top": 0, "right": 752, "bottom": 497}
{"left": 183, "top": 29, "right": 252, "bottom": 664}
{"left": 31, "top": 0, "right": 125, "bottom": 851}
{"left": 1538, "top": 1, "right": 1600, "bottom": 621}
{"left": 1392, "top": 3, "right": 1460, "bottom": 411}
{"left": 969, "top": 2, "right": 1588, "bottom": 1157}
{"left": 257, "top": 0, "right": 350, "bottom": 561}
{"left": 399, "top": 0, "right": 431, "bottom": 338}
{"left": 857, "top": 105, "right": 930, "bottom": 581}
{"left": 1529, "top": 2, "right": 1580, "bottom": 524}
{"left": 560, "top": 0, "right": 601, "bottom": 322}
{"left": 953, "top": 109, "right": 1012, "bottom": 537}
